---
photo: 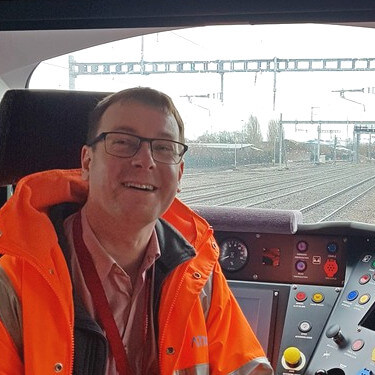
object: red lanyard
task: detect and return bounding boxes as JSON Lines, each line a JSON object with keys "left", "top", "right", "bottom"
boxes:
{"left": 73, "top": 212, "right": 133, "bottom": 375}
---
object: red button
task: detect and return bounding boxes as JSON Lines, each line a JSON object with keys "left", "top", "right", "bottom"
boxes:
{"left": 295, "top": 292, "right": 307, "bottom": 302}
{"left": 359, "top": 274, "right": 371, "bottom": 285}
{"left": 351, "top": 339, "right": 365, "bottom": 351}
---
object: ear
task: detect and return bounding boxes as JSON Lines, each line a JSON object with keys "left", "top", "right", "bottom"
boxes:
{"left": 81, "top": 145, "right": 92, "bottom": 181}
{"left": 177, "top": 161, "right": 184, "bottom": 192}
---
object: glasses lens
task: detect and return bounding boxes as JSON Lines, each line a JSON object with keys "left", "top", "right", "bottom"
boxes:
{"left": 152, "top": 140, "right": 185, "bottom": 164}
{"left": 105, "top": 133, "right": 140, "bottom": 157}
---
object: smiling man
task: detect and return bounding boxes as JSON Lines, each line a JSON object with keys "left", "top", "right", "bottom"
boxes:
{"left": 0, "top": 87, "right": 273, "bottom": 375}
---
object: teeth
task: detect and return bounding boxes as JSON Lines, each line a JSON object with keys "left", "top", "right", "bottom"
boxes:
{"left": 123, "top": 182, "right": 155, "bottom": 191}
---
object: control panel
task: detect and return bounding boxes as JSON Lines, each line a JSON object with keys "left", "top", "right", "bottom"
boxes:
{"left": 305, "top": 252, "right": 375, "bottom": 375}
{"left": 215, "top": 232, "right": 347, "bottom": 287}
{"left": 196, "top": 206, "right": 375, "bottom": 375}
{"left": 276, "top": 284, "right": 340, "bottom": 374}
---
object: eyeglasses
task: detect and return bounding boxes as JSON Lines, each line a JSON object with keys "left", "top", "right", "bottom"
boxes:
{"left": 87, "top": 131, "right": 188, "bottom": 165}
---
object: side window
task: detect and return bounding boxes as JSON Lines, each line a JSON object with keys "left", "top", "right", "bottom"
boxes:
{"left": 29, "top": 24, "right": 375, "bottom": 225}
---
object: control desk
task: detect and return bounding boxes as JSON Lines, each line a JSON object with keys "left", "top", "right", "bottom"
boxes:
{"left": 195, "top": 205, "right": 375, "bottom": 375}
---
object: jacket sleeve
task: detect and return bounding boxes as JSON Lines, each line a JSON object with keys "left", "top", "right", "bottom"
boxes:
{"left": 0, "top": 264, "right": 24, "bottom": 375}
{"left": 205, "top": 262, "right": 274, "bottom": 375}
{"left": 0, "top": 321, "right": 24, "bottom": 375}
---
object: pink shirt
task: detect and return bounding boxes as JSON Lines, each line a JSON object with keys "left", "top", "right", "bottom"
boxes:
{"left": 64, "top": 206, "right": 161, "bottom": 374}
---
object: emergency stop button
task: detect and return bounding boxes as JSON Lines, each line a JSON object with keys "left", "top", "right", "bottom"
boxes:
{"left": 295, "top": 291, "right": 307, "bottom": 302}
{"left": 281, "top": 346, "right": 306, "bottom": 370}
{"left": 283, "top": 347, "right": 301, "bottom": 367}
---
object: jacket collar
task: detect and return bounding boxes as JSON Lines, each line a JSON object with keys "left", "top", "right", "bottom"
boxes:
{"left": 0, "top": 169, "right": 211, "bottom": 263}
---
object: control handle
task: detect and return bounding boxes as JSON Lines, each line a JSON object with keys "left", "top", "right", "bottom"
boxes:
{"left": 326, "top": 324, "right": 347, "bottom": 347}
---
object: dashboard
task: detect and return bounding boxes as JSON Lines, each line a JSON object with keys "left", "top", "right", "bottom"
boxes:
{"left": 195, "top": 205, "right": 375, "bottom": 375}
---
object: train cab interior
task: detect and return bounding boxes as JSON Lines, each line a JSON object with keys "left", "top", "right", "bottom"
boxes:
{"left": 2, "top": 2, "right": 375, "bottom": 375}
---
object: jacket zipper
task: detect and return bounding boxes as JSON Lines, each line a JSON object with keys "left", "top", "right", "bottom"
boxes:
{"left": 158, "top": 227, "right": 215, "bottom": 373}
{"left": 29, "top": 259, "right": 75, "bottom": 375}
{"left": 158, "top": 261, "right": 189, "bottom": 373}
{"left": 3, "top": 252, "right": 75, "bottom": 375}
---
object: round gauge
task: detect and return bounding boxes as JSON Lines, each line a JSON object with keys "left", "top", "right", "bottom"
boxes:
{"left": 219, "top": 238, "right": 248, "bottom": 272}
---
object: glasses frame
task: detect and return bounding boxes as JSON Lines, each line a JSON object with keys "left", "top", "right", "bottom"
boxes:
{"left": 87, "top": 131, "right": 188, "bottom": 165}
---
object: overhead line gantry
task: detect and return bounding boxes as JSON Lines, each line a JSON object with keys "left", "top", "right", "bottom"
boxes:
{"left": 69, "top": 56, "right": 375, "bottom": 108}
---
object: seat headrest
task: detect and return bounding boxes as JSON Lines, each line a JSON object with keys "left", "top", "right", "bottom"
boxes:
{"left": 0, "top": 89, "right": 109, "bottom": 186}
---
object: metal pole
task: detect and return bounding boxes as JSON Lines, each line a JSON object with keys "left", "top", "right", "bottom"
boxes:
{"left": 68, "top": 55, "right": 75, "bottom": 90}
{"left": 273, "top": 57, "right": 277, "bottom": 111}
{"left": 317, "top": 122, "right": 321, "bottom": 164}
{"left": 273, "top": 138, "right": 276, "bottom": 166}
{"left": 352, "top": 128, "right": 355, "bottom": 163}
{"left": 234, "top": 143, "right": 237, "bottom": 169}
{"left": 333, "top": 135, "right": 337, "bottom": 164}
{"left": 355, "top": 132, "right": 361, "bottom": 163}
{"left": 279, "top": 114, "right": 283, "bottom": 169}
{"left": 140, "top": 36, "right": 145, "bottom": 74}
{"left": 220, "top": 73, "right": 224, "bottom": 103}
{"left": 367, "top": 133, "right": 371, "bottom": 162}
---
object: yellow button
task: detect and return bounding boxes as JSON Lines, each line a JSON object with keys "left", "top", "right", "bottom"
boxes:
{"left": 359, "top": 294, "right": 371, "bottom": 305}
{"left": 312, "top": 293, "right": 324, "bottom": 303}
{"left": 283, "top": 346, "right": 301, "bottom": 366}
{"left": 371, "top": 348, "right": 375, "bottom": 362}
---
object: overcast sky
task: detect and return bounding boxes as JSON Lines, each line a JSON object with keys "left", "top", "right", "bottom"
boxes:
{"left": 29, "top": 24, "right": 375, "bottom": 143}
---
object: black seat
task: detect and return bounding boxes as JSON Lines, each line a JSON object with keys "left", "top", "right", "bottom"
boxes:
{"left": 0, "top": 89, "right": 108, "bottom": 206}
{"left": 0, "top": 89, "right": 109, "bottom": 187}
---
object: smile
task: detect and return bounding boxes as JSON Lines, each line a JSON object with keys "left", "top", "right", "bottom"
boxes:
{"left": 122, "top": 182, "right": 156, "bottom": 191}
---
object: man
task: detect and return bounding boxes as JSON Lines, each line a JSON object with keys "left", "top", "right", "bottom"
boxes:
{"left": 0, "top": 87, "right": 273, "bottom": 374}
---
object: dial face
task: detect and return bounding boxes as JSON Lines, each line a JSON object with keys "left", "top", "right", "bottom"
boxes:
{"left": 219, "top": 238, "right": 248, "bottom": 272}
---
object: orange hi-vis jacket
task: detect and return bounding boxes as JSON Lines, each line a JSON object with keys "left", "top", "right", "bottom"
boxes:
{"left": 0, "top": 169, "right": 273, "bottom": 375}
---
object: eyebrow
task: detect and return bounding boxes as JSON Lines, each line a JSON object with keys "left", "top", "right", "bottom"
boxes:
{"left": 110, "top": 126, "right": 177, "bottom": 140}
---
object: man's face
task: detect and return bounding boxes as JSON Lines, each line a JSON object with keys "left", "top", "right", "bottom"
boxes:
{"left": 81, "top": 100, "right": 184, "bottom": 226}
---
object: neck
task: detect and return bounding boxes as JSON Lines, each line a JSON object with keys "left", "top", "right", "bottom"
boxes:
{"left": 83, "top": 203, "right": 155, "bottom": 276}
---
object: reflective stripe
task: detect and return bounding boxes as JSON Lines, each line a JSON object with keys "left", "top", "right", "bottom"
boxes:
{"left": 199, "top": 271, "right": 213, "bottom": 320}
{"left": 228, "top": 357, "right": 274, "bottom": 375}
{"left": 173, "top": 358, "right": 273, "bottom": 375}
{"left": 174, "top": 363, "right": 209, "bottom": 375}
{"left": 0, "top": 265, "right": 23, "bottom": 358}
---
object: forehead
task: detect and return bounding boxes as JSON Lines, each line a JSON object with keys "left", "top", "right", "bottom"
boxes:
{"left": 98, "top": 100, "right": 179, "bottom": 138}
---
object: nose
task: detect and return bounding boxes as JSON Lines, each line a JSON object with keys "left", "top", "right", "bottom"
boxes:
{"left": 130, "top": 141, "right": 156, "bottom": 168}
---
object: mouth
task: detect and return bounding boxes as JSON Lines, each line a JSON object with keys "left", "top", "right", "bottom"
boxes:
{"left": 122, "top": 182, "right": 157, "bottom": 192}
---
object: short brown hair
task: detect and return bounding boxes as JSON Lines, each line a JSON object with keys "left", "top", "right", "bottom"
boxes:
{"left": 87, "top": 87, "right": 185, "bottom": 143}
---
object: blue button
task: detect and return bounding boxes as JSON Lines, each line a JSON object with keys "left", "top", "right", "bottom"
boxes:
{"left": 327, "top": 242, "right": 338, "bottom": 254}
{"left": 347, "top": 290, "right": 359, "bottom": 301}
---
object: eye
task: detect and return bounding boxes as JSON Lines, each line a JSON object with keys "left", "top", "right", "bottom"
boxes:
{"left": 154, "top": 141, "right": 175, "bottom": 153}
{"left": 111, "top": 136, "right": 136, "bottom": 147}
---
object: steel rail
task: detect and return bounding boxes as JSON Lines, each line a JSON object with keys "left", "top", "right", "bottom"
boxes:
{"left": 317, "top": 184, "right": 375, "bottom": 222}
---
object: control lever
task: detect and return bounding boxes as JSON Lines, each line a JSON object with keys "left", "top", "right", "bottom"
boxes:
{"left": 316, "top": 369, "right": 345, "bottom": 375}
{"left": 325, "top": 324, "right": 347, "bottom": 347}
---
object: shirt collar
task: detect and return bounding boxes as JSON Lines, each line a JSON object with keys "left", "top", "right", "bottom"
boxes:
{"left": 80, "top": 205, "right": 161, "bottom": 282}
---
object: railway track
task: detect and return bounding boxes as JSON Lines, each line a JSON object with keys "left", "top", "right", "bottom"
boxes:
{"left": 178, "top": 162, "right": 375, "bottom": 223}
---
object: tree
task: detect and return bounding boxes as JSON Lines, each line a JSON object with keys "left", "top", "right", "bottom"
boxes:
{"left": 197, "top": 130, "right": 243, "bottom": 143}
{"left": 267, "top": 119, "right": 279, "bottom": 144}
{"left": 242, "top": 115, "right": 262, "bottom": 145}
